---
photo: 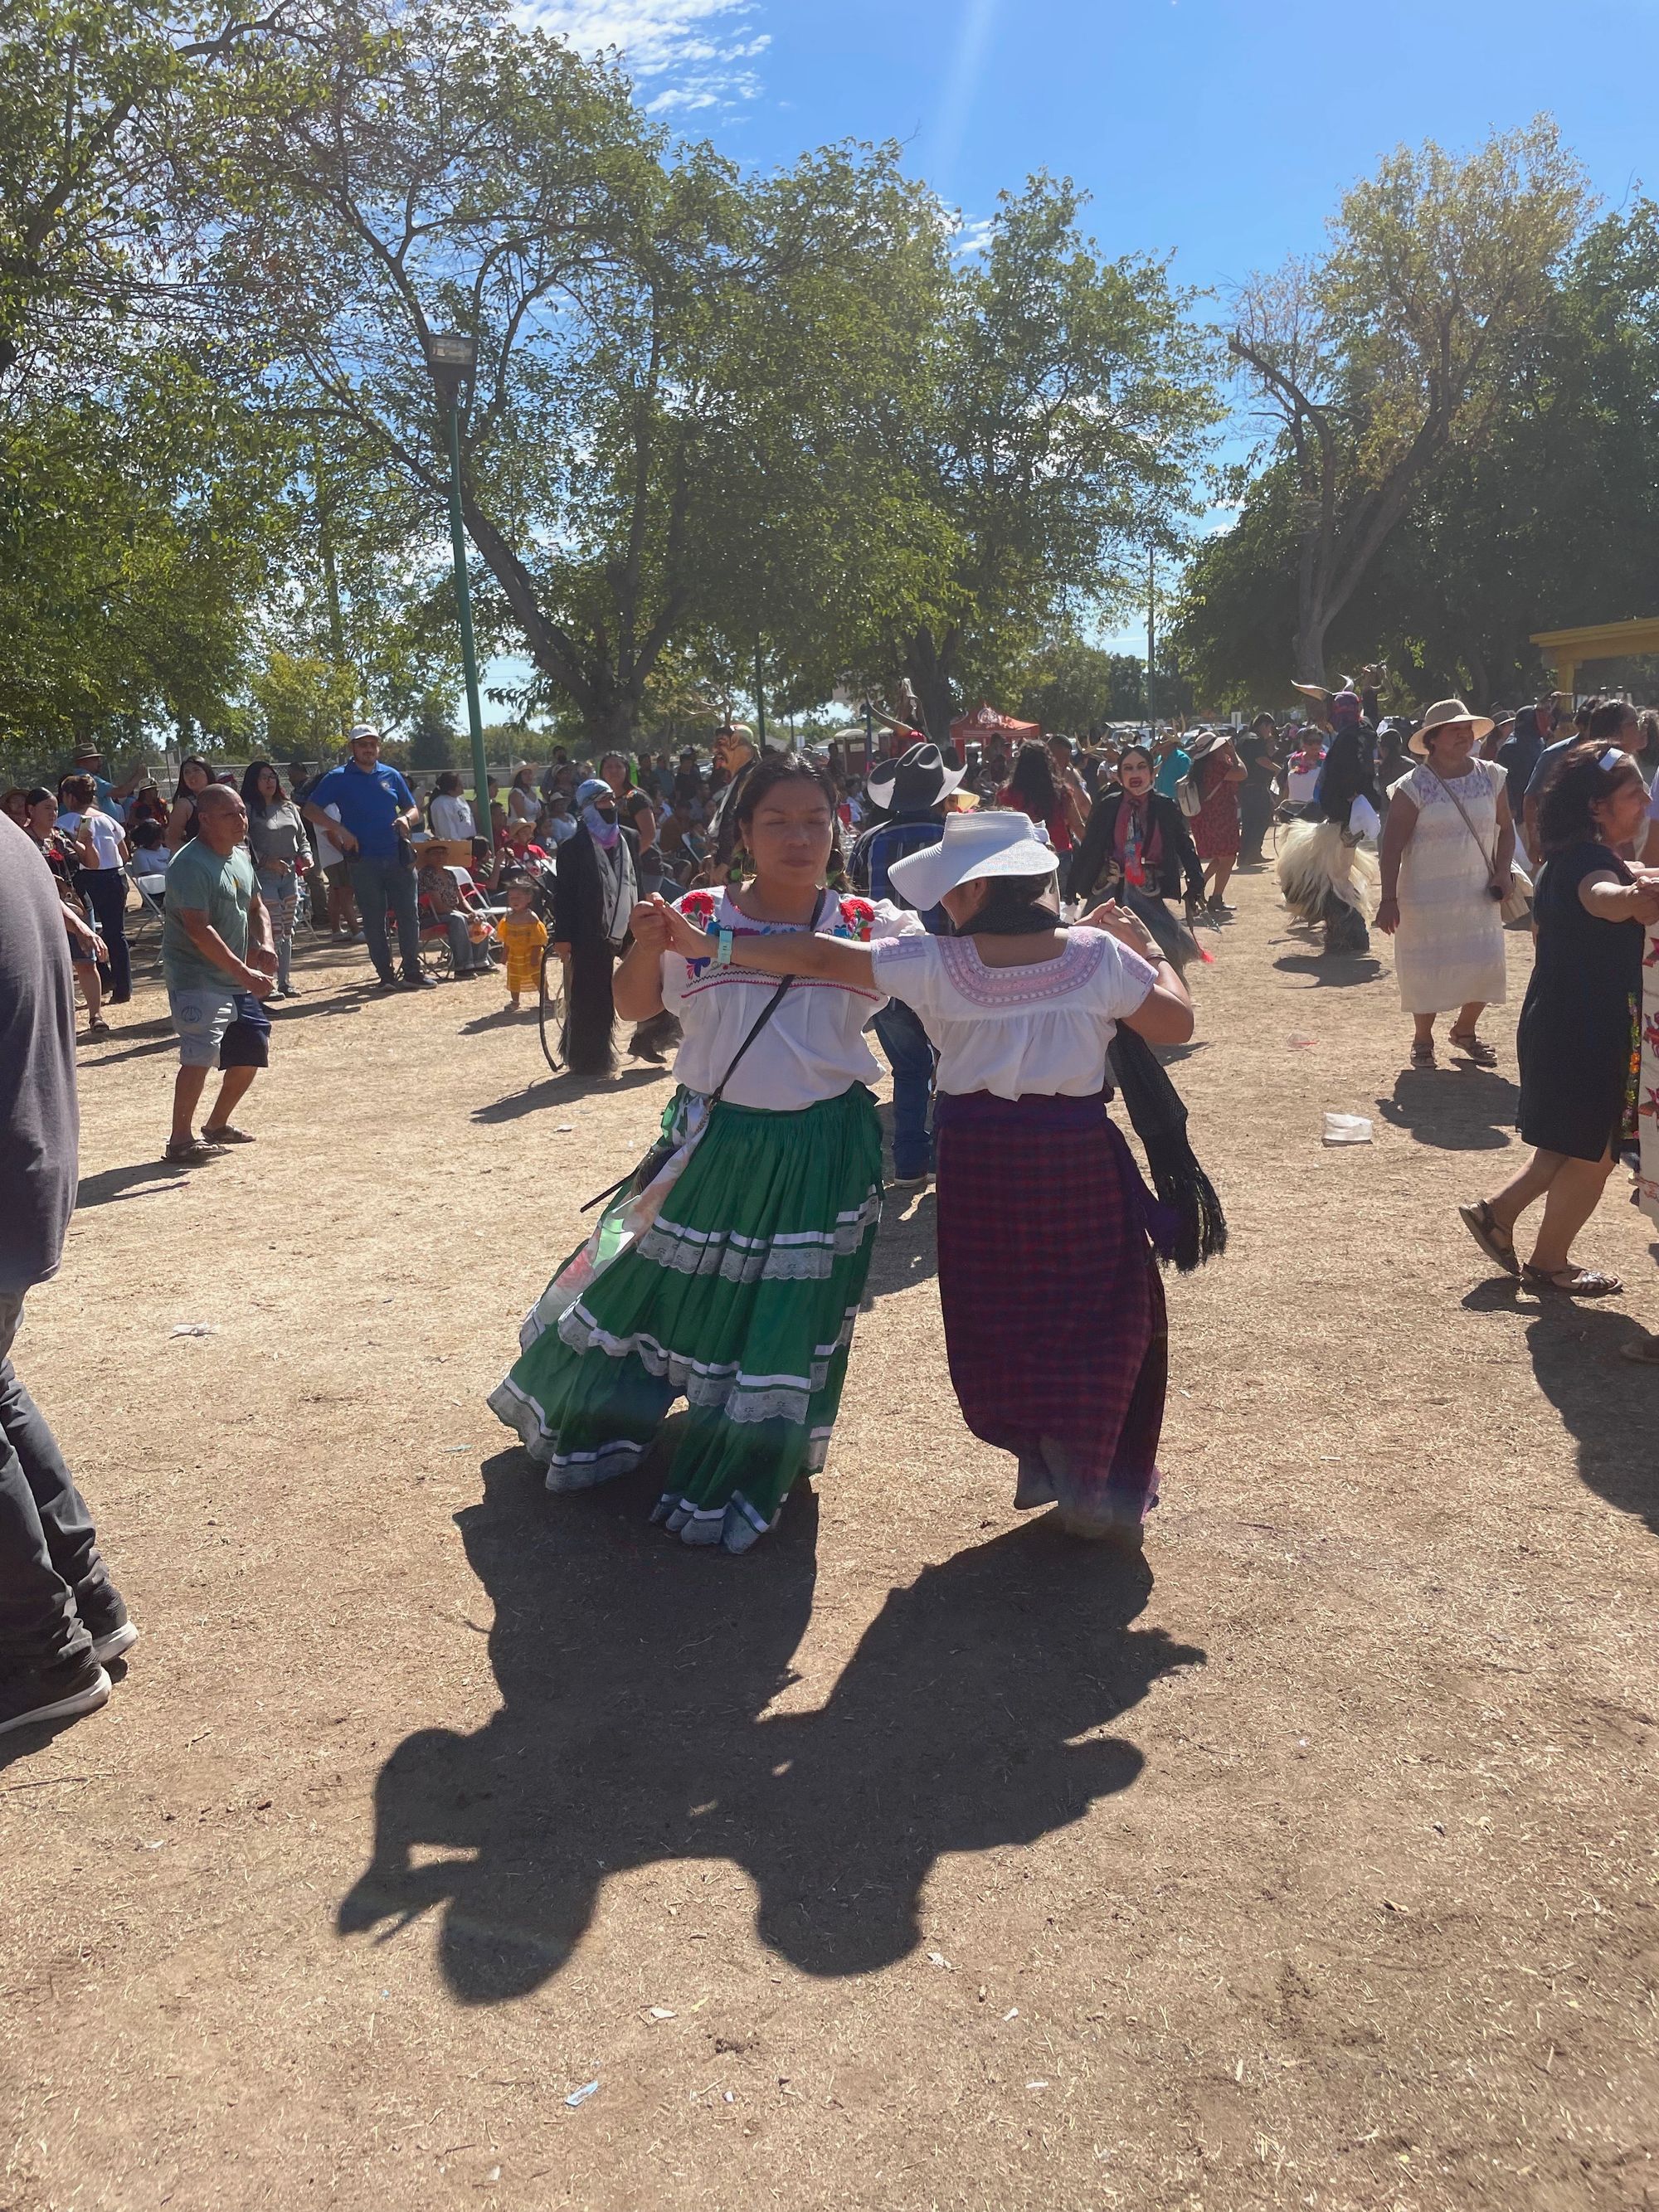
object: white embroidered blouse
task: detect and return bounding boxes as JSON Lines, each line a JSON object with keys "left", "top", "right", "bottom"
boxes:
{"left": 659, "top": 887, "right": 921, "bottom": 1111}
{"left": 868, "top": 926, "right": 1157, "bottom": 1098}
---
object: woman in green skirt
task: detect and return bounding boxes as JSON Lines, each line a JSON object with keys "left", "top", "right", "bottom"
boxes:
{"left": 489, "top": 755, "right": 922, "bottom": 1552}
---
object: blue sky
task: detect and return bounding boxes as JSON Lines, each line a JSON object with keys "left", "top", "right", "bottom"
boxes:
{"left": 498, "top": 0, "right": 1659, "bottom": 704}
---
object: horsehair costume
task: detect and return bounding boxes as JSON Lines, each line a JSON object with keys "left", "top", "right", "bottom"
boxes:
{"left": 489, "top": 887, "right": 909, "bottom": 1553}
{"left": 1276, "top": 723, "right": 1382, "bottom": 953}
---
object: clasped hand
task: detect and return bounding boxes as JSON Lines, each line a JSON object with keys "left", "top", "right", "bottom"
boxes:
{"left": 629, "top": 896, "right": 708, "bottom": 958}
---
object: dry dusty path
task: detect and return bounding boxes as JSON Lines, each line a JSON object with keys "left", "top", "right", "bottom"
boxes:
{"left": 3, "top": 863, "right": 1657, "bottom": 2212}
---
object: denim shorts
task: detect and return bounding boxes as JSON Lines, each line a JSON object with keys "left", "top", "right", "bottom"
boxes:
{"left": 168, "top": 985, "right": 241, "bottom": 1068}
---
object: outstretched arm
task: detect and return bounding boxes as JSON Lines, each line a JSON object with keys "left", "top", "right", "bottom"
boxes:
{"left": 633, "top": 897, "right": 878, "bottom": 989}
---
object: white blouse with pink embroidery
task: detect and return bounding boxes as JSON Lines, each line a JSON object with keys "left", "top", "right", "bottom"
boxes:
{"left": 868, "top": 926, "right": 1157, "bottom": 1099}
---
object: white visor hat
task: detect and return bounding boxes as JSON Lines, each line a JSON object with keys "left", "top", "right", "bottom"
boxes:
{"left": 887, "top": 808, "right": 1058, "bottom": 912}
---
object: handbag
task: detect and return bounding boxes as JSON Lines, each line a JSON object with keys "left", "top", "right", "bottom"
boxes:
{"left": 1425, "top": 765, "right": 1532, "bottom": 923}
{"left": 579, "top": 973, "right": 795, "bottom": 1213}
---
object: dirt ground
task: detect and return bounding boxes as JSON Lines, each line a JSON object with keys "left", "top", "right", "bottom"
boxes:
{"left": 3, "top": 863, "right": 1658, "bottom": 2212}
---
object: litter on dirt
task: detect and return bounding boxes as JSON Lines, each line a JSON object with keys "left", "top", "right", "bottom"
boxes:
{"left": 565, "top": 2080, "right": 600, "bottom": 2107}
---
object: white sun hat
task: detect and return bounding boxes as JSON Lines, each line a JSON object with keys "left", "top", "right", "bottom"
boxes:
{"left": 887, "top": 807, "right": 1058, "bottom": 912}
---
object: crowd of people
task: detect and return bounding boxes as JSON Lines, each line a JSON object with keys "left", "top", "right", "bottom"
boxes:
{"left": 6, "top": 673, "right": 1659, "bottom": 1740}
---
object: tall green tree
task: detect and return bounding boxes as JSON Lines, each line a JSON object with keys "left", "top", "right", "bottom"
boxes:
{"left": 1227, "top": 120, "right": 1588, "bottom": 683}
{"left": 860, "top": 177, "right": 1218, "bottom": 741}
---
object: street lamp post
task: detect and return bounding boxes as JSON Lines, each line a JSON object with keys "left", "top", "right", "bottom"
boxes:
{"left": 427, "top": 331, "right": 489, "bottom": 848}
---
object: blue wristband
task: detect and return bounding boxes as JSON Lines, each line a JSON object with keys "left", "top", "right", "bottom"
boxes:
{"left": 716, "top": 927, "right": 734, "bottom": 967}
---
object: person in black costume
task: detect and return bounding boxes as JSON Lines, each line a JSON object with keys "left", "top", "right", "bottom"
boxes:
{"left": 552, "top": 775, "right": 640, "bottom": 1076}
{"left": 1276, "top": 725, "right": 1383, "bottom": 955}
{"left": 1069, "top": 744, "right": 1206, "bottom": 972}
{"left": 1459, "top": 743, "right": 1659, "bottom": 1297}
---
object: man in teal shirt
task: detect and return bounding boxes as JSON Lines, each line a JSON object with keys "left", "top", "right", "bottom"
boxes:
{"left": 1152, "top": 731, "right": 1192, "bottom": 800}
{"left": 162, "top": 784, "right": 276, "bottom": 1164}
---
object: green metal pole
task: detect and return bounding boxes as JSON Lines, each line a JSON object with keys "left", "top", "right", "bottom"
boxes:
{"left": 446, "top": 395, "right": 489, "bottom": 844}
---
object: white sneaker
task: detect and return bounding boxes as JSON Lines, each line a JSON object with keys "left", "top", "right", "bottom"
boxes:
{"left": 90, "top": 1621, "right": 139, "bottom": 1666}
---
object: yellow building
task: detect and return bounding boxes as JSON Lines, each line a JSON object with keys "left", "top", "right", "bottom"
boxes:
{"left": 1530, "top": 616, "right": 1659, "bottom": 701}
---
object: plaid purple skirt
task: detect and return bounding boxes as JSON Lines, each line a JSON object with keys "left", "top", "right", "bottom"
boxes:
{"left": 933, "top": 1089, "right": 1166, "bottom": 1521}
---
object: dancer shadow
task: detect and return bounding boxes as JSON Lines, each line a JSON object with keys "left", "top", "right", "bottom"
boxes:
{"left": 339, "top": 1451, "right": 1199, "bottom": 2000}
{"left": 1525, "top": 1307, "right": 1659, "bottom": 1535}
{"left": 1375, "top": 1067, "right": 1520, "bottom": 1150}
{"left": 1272, "top": 953, "right": 1384, "bottom": 987}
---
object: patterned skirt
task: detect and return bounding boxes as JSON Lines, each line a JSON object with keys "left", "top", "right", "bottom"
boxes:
{"left": 933, "top": 1089, "right": 1167, "bottom": 1527}
{"left": 489, "top": 1083, "right": 883, "bottom": 1552}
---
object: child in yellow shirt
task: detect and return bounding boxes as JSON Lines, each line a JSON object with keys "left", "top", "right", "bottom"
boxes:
{"left": 495, "top": 880, "right": 549, "bottom": 1009}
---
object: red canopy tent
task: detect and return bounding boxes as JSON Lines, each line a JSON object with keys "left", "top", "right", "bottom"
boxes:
{"left": 949, "top": 702, "right": 1043, "bottom": 753}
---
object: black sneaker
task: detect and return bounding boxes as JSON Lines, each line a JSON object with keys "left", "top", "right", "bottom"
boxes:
{"left": 0, "top": 1653, "right": 112, "bottom": 1739}
{"left": 401, "top": 972, "right": 437, "bottom": 989}
{"left": 372, "top": 975, "right": 399, "bottom": 992}
{"left": 90, "top": 1621, "right": 139, "bottom": 1666}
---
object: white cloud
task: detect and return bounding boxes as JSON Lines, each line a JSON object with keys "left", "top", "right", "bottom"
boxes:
{"left": 523, "top": 0, "right": 770, "bottom": 114}
{"left": 951, "top": 216, "right": 995, "bottom": 259}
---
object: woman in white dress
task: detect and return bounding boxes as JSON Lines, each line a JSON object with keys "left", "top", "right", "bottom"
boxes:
{"left": 1377, "top": 698, "right": 1516, "bottom": 1068}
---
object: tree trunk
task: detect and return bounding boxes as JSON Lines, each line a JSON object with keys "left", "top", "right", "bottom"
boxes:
{"left": 1292, "top": 601, "right": 1329, "bottom": 688}
{"left": 902, "top": 628, "right": 956, "bottom": 751}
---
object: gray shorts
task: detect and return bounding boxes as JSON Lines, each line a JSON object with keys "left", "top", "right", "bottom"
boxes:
{"left": 168, "top": 985, "right": 241, "bottom": 1068}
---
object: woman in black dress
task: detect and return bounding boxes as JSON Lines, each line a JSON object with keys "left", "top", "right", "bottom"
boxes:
{"left": 1069, "top": 745, "right": 1207, "bottom": 972}
{"left": 1459, "top": 744, "right": 1659, "bottom": 1295}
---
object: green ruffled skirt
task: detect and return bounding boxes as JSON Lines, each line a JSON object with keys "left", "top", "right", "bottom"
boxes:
{"left": 489, "top": 1083, "right": 883, "bottom": 1552}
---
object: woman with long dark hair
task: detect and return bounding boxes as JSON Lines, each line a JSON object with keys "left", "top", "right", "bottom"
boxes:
{"left": 490, "top": 754, "right": 914, "bottom": 1553}
{"left": 55, "top": 772, "right": 132, "bottom": 1004}
{"left": 998, "top": 741, "right": 1078, "bottom": 853}
{"left": 240, "top": 761, "right": 309, "bottom": 997}
{"left": 1069, "top": 745, "right": 1206, "bottom": 972}
{"left": 1460, "top": 743, "right": 1659, "bottom": 1295}
{"left": 644, "top": 807, "right": 1220, "bottom": 1552}
{"left": 166, "top": 756, "right": 214, "bottom": 853}
{"left": 1185, "top": 731, "right": 1248, "bottom": 913}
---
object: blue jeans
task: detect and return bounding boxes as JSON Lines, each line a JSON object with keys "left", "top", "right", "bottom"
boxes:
{"left": 873, "top": 999, "right": 936, "bottom": 1179}
{"left": 348, "top": 853, "right": 421, "bottom": 981}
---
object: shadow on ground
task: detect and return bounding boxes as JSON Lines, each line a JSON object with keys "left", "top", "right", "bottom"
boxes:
{"left": 75, "top": 1160, "right": 190, "bottom": 1208}
{"left": 1524, "top": 1305, "right": 1659, "bottom": 1535}
{"left": 1376, "top": 1065, "right": 1520, "bottom": 1150}
{"left": 471, "top": 1065, "right": 666, "bottom": 1124}
{"left": 339, "top": 1450, "right": 1199, "bottom": 2000}
{"left": 1273, "top": 953, "right": 1385, "bottom": 988}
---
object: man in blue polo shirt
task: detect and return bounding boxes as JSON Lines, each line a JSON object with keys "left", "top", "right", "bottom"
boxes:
{"left": 303, "top": 725, "right": 435, "bottom": 990}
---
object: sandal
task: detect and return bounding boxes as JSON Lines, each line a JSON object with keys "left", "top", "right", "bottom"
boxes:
{"left": 163, "top": 1136, "right": 226, "bottom": 1165}
{"left": 1619, "top": 1332, "right": 1659, "bottom": 1365}
{"left": 1449, "top": 1030, "right": 1498, "bottom": 1067}
{"left": 200, "top": 1124, "right": 256, "bottom": 1145}
{"left": 1458, "top": 1199, "right": 1519, "bottom": 1276}
{"left": 1410, "top": 1039, "right": 1436, "bottom": 1068}
{"left": 1522, "top": 1263, "right": 1623, "bottom": 1298}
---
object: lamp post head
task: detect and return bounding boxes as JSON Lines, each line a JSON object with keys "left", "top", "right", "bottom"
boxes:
{"left": 426, "top": 330, "right": 479, "bottom": 403}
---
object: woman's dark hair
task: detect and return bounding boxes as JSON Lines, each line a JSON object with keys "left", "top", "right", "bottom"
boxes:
{"left": 435, "top": 770, "right": 463, "bottom": 795}
{"left": 175, "top": 755, "right": 212, "bottom": 798}
{"left": 1006, "top": 741, "right": 1058, "bottom": 823}
{"left": 1586, "top": 698, "right": 1637, "bottom": 743}
{"left": 23, "top": 785, "right": 53, "bottom": 811}
{"left": 59, "top": 773, "right": 95, "bottom": 809}
{"left": 241, "top": 759, "right": 283, "bottom": 813}
{"left": 1116, "top": 745, "right": 1155, "bottom": 779}
{"left": 730, "top": 751, "right": 845, "bottom": 883}
{"left": 1536, "top": 739, "right": 1647, "bottom": 855}
{"left": 960, "top": 867, "right": 1061, "bottom": 937}
{"left": 1637, "top": 708, "right": 1659, "bottom": 763}
{"left": 598, "top": 751, "right": 633, "bottom": 790}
